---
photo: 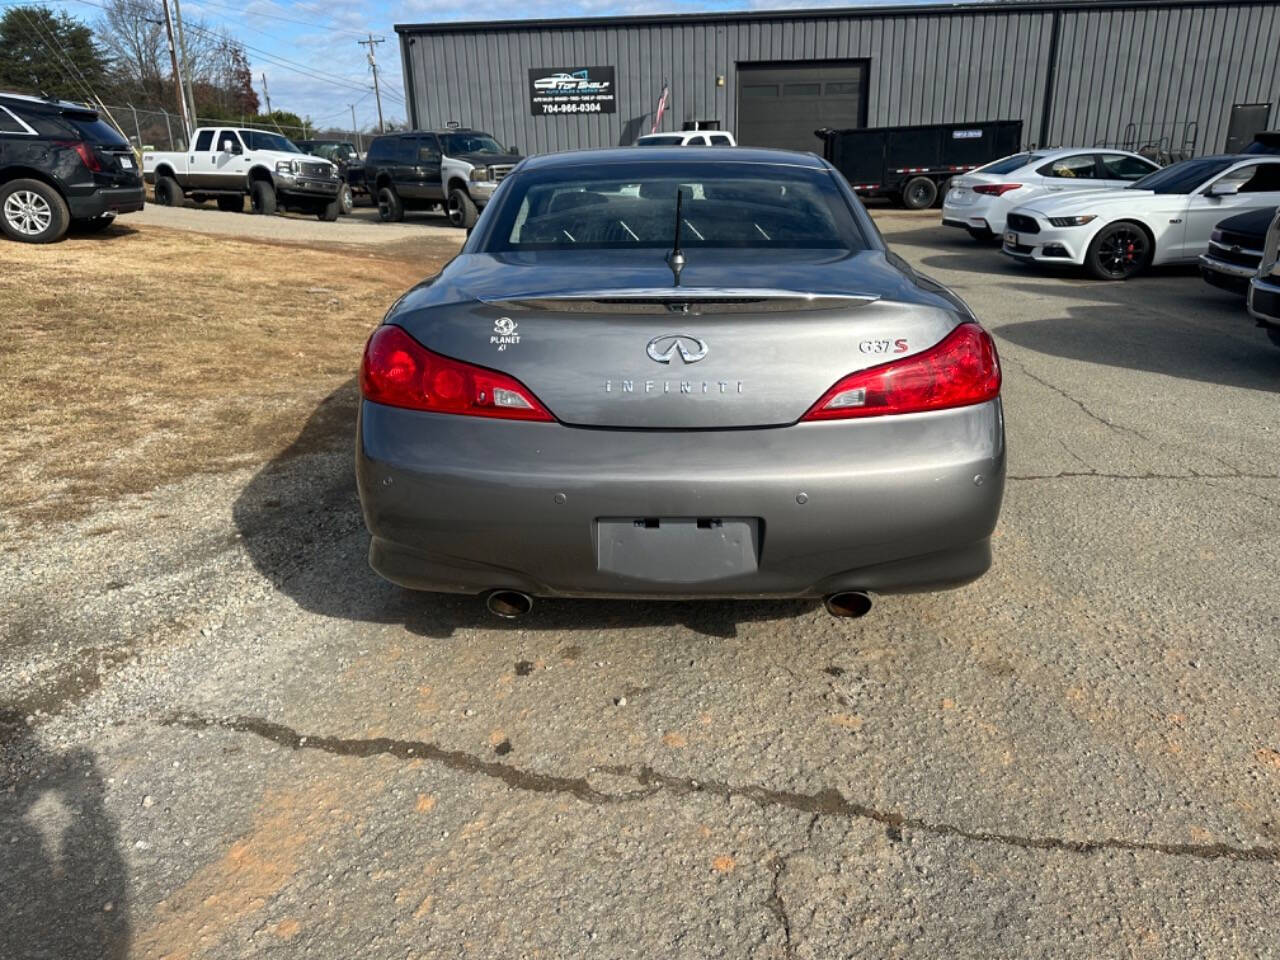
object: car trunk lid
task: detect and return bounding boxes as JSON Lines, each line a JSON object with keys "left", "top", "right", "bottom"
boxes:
{"left": 392, "top": 250, "right": 963, "bottom": 429}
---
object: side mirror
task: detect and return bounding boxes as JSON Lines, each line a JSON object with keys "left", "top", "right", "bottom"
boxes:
{"left": 509, "top": 146, "right": 519, "bottom": 155}
{"left": 1208, "top": 181, "right": 1241, "bottom": 197}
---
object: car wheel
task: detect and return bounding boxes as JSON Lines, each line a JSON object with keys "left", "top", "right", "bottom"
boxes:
{"left": 317, "top": 197, "right": 341, "bottom": 222}
{"left": 250, "top": 180, "right": 277, "bottom": 215}
{"left": 901, "top": 176, "right": 938, "bottom": 210}
{"left": 0, "top": 178, "right": 71, "bottom": 243}
{"left": 1085, "top": 221, "right": 1153, "bottom": 280}
{"left": 447, "top": 187, "right": 478, "bottom": 229}
{"left": 217, "top": 195, "right": 244, "bottom": 213}
{"left": 377, "top": 186, "right": 404, "bottom": 222}
{"left": 1266, "top": 325, "right": 1280, "bottom": 350}
{"left": 966, "top": 226, "right": 996, "bottom": 243}
{"left": 154, "top": 175, "right": 183, "bottom": 207}
{"left": 339, "top": 182, "right": 354, "bottom": 215}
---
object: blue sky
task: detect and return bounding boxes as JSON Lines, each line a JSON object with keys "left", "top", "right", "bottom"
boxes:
{"left": 49, "top": 0, "right": 935, "bottom": 134}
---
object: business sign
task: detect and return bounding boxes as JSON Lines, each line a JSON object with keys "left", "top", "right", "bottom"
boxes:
{"left": 529, "top": 66, "right": 616, "bottom": 116}
{"left": 952, "top": 129, "right": 983, "bottom": 139}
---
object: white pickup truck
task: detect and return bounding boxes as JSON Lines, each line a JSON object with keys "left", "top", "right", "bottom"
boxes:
{"left": 143, "top": 127, "right": 343, "bottom": 220}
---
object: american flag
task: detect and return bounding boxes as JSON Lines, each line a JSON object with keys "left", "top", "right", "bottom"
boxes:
{"left": 650, "top": 82, "right": 670, "bottom": 134}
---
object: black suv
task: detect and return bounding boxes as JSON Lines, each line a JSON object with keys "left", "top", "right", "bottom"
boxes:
{"left": 295, "top": 138, "right": 365, "bottom": 212}
{"left": 0, "top": 92, "right": 144, "bottom": 243}
{"left": 364, "top": 129, "right": 522, "bottom": 228}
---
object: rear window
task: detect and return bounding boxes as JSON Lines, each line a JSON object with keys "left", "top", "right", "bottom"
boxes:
{"left": 367, "top": 137, "right": 394, "bottom": 162}
{"left": 976, "top": 152, "right": 1042, "bottom": 175}
{"left": 65, "top": 113, "right": 128, "bottom": 147}
{"left": 481, "top": 161, "right": 866, "bottom": 253}
{"left": 637, "top": 135, "right": 684, "bottom": 146}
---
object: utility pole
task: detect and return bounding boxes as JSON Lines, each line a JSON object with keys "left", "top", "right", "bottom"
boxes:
{"left": 261, "top": 73, "right": 283, "bottom": 134}
{"left": 350, "top": 104, "right": 362, "bottom": 152}
{"left": 358, "top": 35, "right": 386, "bottom": 133}
{"left": 160, "top": 0, "right": 192, "bottom": 141}
{"left": 172, "top": 0, "right": 198, "bottom": 132}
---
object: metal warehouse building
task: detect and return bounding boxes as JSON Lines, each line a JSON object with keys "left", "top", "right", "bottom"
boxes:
{"left": 396, "top": 0, "right": 1280, "bottom": 159}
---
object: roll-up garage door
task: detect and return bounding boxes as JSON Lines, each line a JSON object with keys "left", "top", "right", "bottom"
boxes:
{"left": 736, "top": 60, "right": 869, "bottom": 153}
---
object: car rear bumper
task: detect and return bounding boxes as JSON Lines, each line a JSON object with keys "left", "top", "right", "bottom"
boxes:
{"left": 356, "top": 398, "right": 1006, "bottom": 598}
{"left": 941, "top": 196, "right": 1001, "bottom": 234}
{"left": 67, "top": 185, "right": 145, "bottom": 219}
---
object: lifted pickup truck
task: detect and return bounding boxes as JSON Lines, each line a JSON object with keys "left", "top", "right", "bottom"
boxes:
{"left": 364, "top": 128, "right": 522, "bottom": 228}
{"left": 143, "top": 127, "right": 342, "bottom": 219}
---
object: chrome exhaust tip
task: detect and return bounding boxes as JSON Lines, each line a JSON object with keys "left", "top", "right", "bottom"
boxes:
{"left": 823, "top": 591, "right": 873, "bottom": 619}
{"left": 485, "top": 590, "right": 533, "bottom": 619}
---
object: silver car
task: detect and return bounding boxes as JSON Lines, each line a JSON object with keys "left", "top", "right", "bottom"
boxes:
{"left": 356, "top": 148, "right": 1005, "bottom": 618}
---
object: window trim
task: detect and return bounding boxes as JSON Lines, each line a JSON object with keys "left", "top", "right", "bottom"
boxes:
{"left": 0, "top": 104, "right": 38, "bottom": 137}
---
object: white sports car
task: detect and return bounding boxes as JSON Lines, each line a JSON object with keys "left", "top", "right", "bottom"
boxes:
{"left": 1001, "top": 154, "right": 1280, "bottom": 280}
{"left": 942, "top": 147, "right": 1159, "bottom": 241}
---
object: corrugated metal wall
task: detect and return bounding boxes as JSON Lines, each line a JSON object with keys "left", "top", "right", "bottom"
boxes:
{"left": 398, "top": 2, "right": 1280, "bottom": 156}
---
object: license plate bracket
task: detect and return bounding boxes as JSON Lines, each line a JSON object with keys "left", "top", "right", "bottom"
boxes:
{"left": 1005, "top": 230, "right": 1019, "bottom": 246}
{"left": 596, "top": 518, "right": 760, "bottom": 582}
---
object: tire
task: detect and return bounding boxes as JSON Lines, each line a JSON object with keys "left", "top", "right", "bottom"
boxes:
{"left": 447, "top": 187, "right": 478, "bottom": 229}
{"left": 1265, "top": 325, "right": 1280, "bottom": 350}
{"left": 377, "top": 185, "right": 403, "bottom": 222}
{"left": 154, "top": 175, "right": 183, "bottom": 207}
{"left": 217, "top": 195, "right": 243, "bottom": 213}
{"left": 338, "top": 182, "right": 354, "bottom": 215}
{"left": 72, "top": 214, "right": 117, "bottom": 233}
{"left": 966, "top": 226, "right": 996, "bottom": 243}
{"left": 1085, "top": 221, "right": 1153, "bottom": 281}
{"left": 317, "top": 197, "right": 341, "bottom": 222}
{"left": 0, "top": 178, "right": 71, "bottom": 243}
{"left": 250, "top": 180, "right": 277, "bottom": 216}
{"left": 901, "top": 176, "right": 938, "bottom": 210}
{"left": 934, "top": 178, "right": 952, "bottom": 209}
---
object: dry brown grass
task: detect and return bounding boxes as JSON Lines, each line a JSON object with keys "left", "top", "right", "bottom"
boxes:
{"left": 0, "top": 222, "right": 459, "bottom": 527}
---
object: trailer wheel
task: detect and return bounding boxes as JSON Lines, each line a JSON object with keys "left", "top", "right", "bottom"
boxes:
{"left": 934, "top": 178, "right": 952, "bottom": 208}
{"left": 901, "top": 176, "right": 938, "bottom": 210}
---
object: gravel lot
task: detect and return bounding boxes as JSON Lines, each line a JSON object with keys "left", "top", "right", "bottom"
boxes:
{"left": 3, "top": 209, "right": 1279, "bottom": 959}
{"left": 133, "top": 202, "right": 460, "bottom": 244}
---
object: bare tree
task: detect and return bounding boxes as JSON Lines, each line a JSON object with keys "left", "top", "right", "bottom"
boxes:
{"left": 96, "top": 0, "right": 253, "bottom": 113}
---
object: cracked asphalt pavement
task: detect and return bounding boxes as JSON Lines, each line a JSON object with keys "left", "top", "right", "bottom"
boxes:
{"left": 4, "top": 211, "right": 1279, "bottom": 959}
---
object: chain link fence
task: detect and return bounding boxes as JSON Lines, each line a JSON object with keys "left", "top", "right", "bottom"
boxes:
{"left": 101, "top": 103, "right": 366, "bottom": 154}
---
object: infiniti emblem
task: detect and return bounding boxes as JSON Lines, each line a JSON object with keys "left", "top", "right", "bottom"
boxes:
{"left": 646, "top": 334, "right": 708, "bottom": 364}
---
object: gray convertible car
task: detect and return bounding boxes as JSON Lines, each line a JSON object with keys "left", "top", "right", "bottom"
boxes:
{"left": 356, "top": 147, "right": 1005, "bottom": 618}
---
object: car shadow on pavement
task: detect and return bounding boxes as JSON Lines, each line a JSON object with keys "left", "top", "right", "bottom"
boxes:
{"left": 0, "top": 713, "right": 130, "bottom": 960}
{"left": 992, "top": 281, "right": 1280, "bottom": 391}
{"left": 232, "top": 380, "right": 816, "bottom": 639}
{"left": 65, "top": 220, "right": 140, "bottom": 239}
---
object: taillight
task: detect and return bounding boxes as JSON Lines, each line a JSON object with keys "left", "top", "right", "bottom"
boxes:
{"left": 972, "top": 183, "right": 1021, "bottom": 196}
{"left": 360, "top": 324, "right": 553, "bottom": 422}
{"left": 58, "top": 141, "right": 102, "bottom": 173}
{"left": 802, "top": 323, "right": 1001, "bottom": 421}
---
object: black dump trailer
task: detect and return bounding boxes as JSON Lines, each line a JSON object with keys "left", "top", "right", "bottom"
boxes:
{"left": 816, "top": 120, "right": 1024, "bottom": 208}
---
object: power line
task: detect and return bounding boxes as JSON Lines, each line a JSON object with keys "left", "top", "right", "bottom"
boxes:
{"left": 50, "top": 0, "right": 393, "bottom": 101}
{"left": 185, "top": 0, "right": 368, "bottom": 39}
{"left": 29, "top": 0, "right": 406, "bottom": 126}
